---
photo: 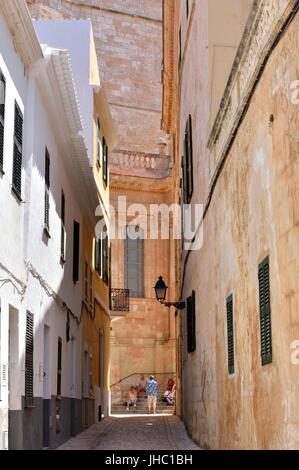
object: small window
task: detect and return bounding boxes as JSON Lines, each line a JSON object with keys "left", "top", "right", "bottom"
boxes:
{"left": 57, "top": 338, "right": 62, "bottom": 397}
{"left": 182, "top": 115, "right": 193, "bottom": 203}
{"left": 95, "top": 237, "right": 102, "bottom": 277}
{"left": 102, "top": 233, "right": 109, "bottom": 285}
{"left": 97, "top": 117, "right": 101, "bottom": 166}
{"left": 12, "top": 102, "right": 23, "bottom": 198}
{"left": 60, "top": 191, "right": 65, "bottom": 262}
{"left": 25, "top": 311, "right": 34, "bottom": 408}
{"left": 187, "top": 291, "right": 196, "bottom": 353}
{"left": 89, "top": 269, "right": 93, "bottom": 304}
{"left": 72, "top": 221, "right": 80, "bottom": 283}
{"left": 226, "top": 294, "right": 235, "bottom": 375}
{"left": 0, "top": 71, "right": 6, "bottom": 171}
{"left": 102, "top": 137, "right": 108, "bottom": 185}
{"left": 258, "top": 257, "right": 272, "bottom": 365}
{"left": 44, "top": 148, "right": 50, "bottom": 232}
{"left": 85, "top": 262, "right": 89, "bottom": 302}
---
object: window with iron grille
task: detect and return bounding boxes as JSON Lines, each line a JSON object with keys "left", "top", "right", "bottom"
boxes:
{"left": 258, "top": 257, "right": 272, "bottom": 365}
{"left": 0, "top": 71, "right": 6, "bottom": 171}
{"left": 95, "top": 236, "right": 102, "bottom": 276}
{"left": 73, "top": 221, "right": 80, "bottom": 283}
{"left": 44, "top": 148, "right": 50, "bottom": 232}
{"left": 124, "top": 227, "right": 144, "bottom": 298}
{"left": 182, "top": 115, "right": 193, "bottom": 204}
{"left": 226, "top": 294, "right": 235, "bottom": 375}
{"left": 97, "top": 118, "right": 101, "bottom": 166}
{"left": 102, "top": 137, "right": 108, "bottom": 185}
{"left": 187, "top": 291, "right": 196, "bottom": 353}
{"left": 12, "top": 102, "right": 23, "bottom": 198}
{"left": 102, "top": 233, "right": 109, "bottom": 285}
{"left": 57, "top": 338, "right": 62, "bottom": 397}
{"left": 25, "top": 311, "right": 34, "bottom": 408}
{"left": 60, "top": 191, "right": 65, "bottom": 261}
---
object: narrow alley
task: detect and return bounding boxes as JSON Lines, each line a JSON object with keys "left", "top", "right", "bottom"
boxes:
{"left": 58, "top": 416, "right": 199, "bottom": 451}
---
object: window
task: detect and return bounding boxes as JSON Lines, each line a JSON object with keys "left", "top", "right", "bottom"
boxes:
{"left": 186, "top": 291, "right": 196, "bottom": 353}
{"left": 182, "top": 115, "right": 193, "bottom": 203}
{"left": 95, "top": 237, "right": 102, "bottom": 276}
{"left": 44, "top": 148, "right": 50, "bottom": 232}
{"left": 89, "top": 355, "right": 93, "bottom": 393}
{"left": 226, "top": 294, "right": 235, "bottom": 374}
{"left": 97, "top": 117, "right": 101, "bottom": 166}
{"left": 57, "top": 338, "right": 62, "bottom": 397}
{"left": 25, "top": 311, "right": 34, "bottom": 408}
{"left": 102, "top": 137, "right": 108, "bottom": 185}
{"left": 60, "top": 191, "right": 65, "bottom": 262}
{"left": 102, "top": 233, "right": 109, "bottom": 285}
{"left": 258, "top": 257, "right": 272, "bottom": 365}
{"left": 124, "top": 226, "right": 144, "bottom": 298}
{"left": 89, "top": 269, "right": 93, "bottom": 304}
{"left": 85, "top": 262, "right": 88, "bottom": 302}
{"left": 12, "top": 102, "right": 23, "bottom": 198}
{"left": 0, "top": 71, "right": 6, "bottom": 172}
{"left": 179, "top": 27, "right": 182, "bottom": 69}
{"left": 186, "top": 0, "right": 189, "bottom": 18}
{"left": 72, "top": 221, "right": 80, "bottom": 283}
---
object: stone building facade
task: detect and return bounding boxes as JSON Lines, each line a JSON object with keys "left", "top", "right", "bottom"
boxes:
{"left": 163, "top": 0, "right": 299, "bottom": 450}
{"left": 27, "top": 0, "right": 177, "bottom": 400}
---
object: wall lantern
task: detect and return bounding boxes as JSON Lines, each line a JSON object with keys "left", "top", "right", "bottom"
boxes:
{"left": 154, "top": 276, "right": 185, "bottom": 310}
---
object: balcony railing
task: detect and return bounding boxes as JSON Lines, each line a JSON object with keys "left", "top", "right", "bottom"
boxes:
{"left": 110, "top": 288, "right": 130, "bottom": 313}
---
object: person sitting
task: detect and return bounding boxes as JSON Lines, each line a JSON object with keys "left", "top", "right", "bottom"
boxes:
{"left": 166, "top": 378, "right": 175, "bottom": 391}
{"left": 126, "top": 386, "right": 137, "bottom": 411}
{"left": 163, "top": 382, "right": 176, "bottom": 405}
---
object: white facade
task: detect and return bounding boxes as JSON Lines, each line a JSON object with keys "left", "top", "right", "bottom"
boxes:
{"left": 0, "top": 1, "right": 98, "bottom": 449}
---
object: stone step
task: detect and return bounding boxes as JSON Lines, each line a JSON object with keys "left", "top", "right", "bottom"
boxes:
{"left": 111, "top": 406, "right": 174, "bottom": 415}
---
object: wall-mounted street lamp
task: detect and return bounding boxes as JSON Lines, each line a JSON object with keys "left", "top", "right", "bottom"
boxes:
{"left": 154, "top": 276, "right": 185, "bottom": 310}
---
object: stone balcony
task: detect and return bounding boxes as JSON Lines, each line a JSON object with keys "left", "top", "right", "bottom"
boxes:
{"left": 208, "top": 0, "right": 298, "bottom": 184}
{"left": 110, "top": 288, "right": 130, "bottom": 316}
{"left": 110, "top": 149, "right": 172, "bottom": 179}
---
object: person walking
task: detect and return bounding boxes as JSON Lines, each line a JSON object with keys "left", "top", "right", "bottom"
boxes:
{"left": 146, "top": 375, "right": 158, "bottom": 414}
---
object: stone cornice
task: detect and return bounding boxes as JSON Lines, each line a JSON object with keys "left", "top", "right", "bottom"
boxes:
{"left": 110, "top": 174, "right": 173, "bottom": 194}
{"left": 208, "top": 0, "right": 298, "bottom": 182}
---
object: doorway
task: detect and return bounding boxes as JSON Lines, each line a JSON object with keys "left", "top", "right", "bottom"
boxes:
{"left": 42, "top": 325, "right": 51, "bottom": 449}
{"left": 8, "top": 306, "right": 21, "bottom": 449}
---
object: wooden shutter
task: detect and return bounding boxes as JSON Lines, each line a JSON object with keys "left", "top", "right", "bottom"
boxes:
{"left": 72, "top": 221, "right": 80, "bottom": 283}
{"left": 60, "top": 191, "right": 65, "bottom": 260}
{"left": 259, "top": 257, "right": 272, "bottom": 365}
{"left": 186, "top": 0, "right": 189, "bottom": 18}
{"left": 124, "top": 227, "right": 144, "bottom": 298}
{"left": 0, "top": 71, "right": 6, "bottom": 170}
{"left": 226, "top": 294, "right": 235, "bottom": 374}
{"left": 187, "top": 290, "right": 196, "bottom": 353}
{"left": 97, "top": 118, "right": 101, "bottom": 165}
{"left": 95, "top": 237, "right": 102, "bottom": 276}
{"left": 102, "top": 234, "right": 109, "bottom": 285}
{"left": 186, "top": 115, "right": 193, "bottom": 202}
{"left": 12, "top": 102, "right": 23, "bottom": 197}
{"left": 25, "top": 311, "right": 34, "bottom": 408}
{"left": 103, "top": 137, "right": 108, "bottom": 185}
{"left": 44, "top": 148, "right": 50, "bottom": 230}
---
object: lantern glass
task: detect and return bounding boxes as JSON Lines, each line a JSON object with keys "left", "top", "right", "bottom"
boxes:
{"left": 154, "top": 276, "right": 168, "bottom": 302}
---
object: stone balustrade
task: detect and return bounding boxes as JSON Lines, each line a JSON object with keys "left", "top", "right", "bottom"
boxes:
{"left": 110, "top": 149, "right": 171, "bottom": 178}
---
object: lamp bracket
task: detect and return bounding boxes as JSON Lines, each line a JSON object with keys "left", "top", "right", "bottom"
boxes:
{"left": 159, "top": 300, "right": 186, "bottom": 310}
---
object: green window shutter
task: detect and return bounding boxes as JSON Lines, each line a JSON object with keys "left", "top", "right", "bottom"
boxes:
{"left": 60, "top": 191, "right": 65, "bottom": 260}
{"left": 259, "top": 257, "right": 272, "bottom": 365}
{"left": 25, "top": 311, "right": 34, "bottom": 408}
{"left": 44, "top": 148, "right": 50, "bottom": 230}
{"left": 124, "top": 227, "right": 144, "bottom": 298}
{"left": 187, "top": 114, "right": 193, "bottom": 202}
{"left": 12, "top": 102, "right": 23, "bottom": 198}
{"left": 72, "top": 221, "right": 80, "bottom": 283}
{"left": 226, "top": 294, "right": 235, "bottom": 375}
{"left": 103, "top": 137, "right": 108, "bottom": 185}
{"left": 102, "top": 234, "right": 109, "bottom": 285}
{"left": 97, "top": 118, "right": 101, "bottom": 165}
{"left": 95, "top": 237, "right": 102, "bottom": 276}
{"left": 187, "top": 290, "right": 196, "bottom": 353}
{"left": 0, "top": 71, "right": 6, "bottom": 171}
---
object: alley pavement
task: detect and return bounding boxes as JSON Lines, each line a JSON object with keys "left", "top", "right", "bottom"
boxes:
{"left": 58, "top": 415, "right": 200, "bottom": 450}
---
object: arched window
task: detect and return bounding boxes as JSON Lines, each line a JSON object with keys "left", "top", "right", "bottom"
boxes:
{"left": 124, "top": 226, "right": 144, "bottom": 298}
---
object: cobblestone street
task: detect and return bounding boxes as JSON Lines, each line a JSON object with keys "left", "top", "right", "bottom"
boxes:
{"left": 58, "top": 415, "right": 200, "bottom": 450}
